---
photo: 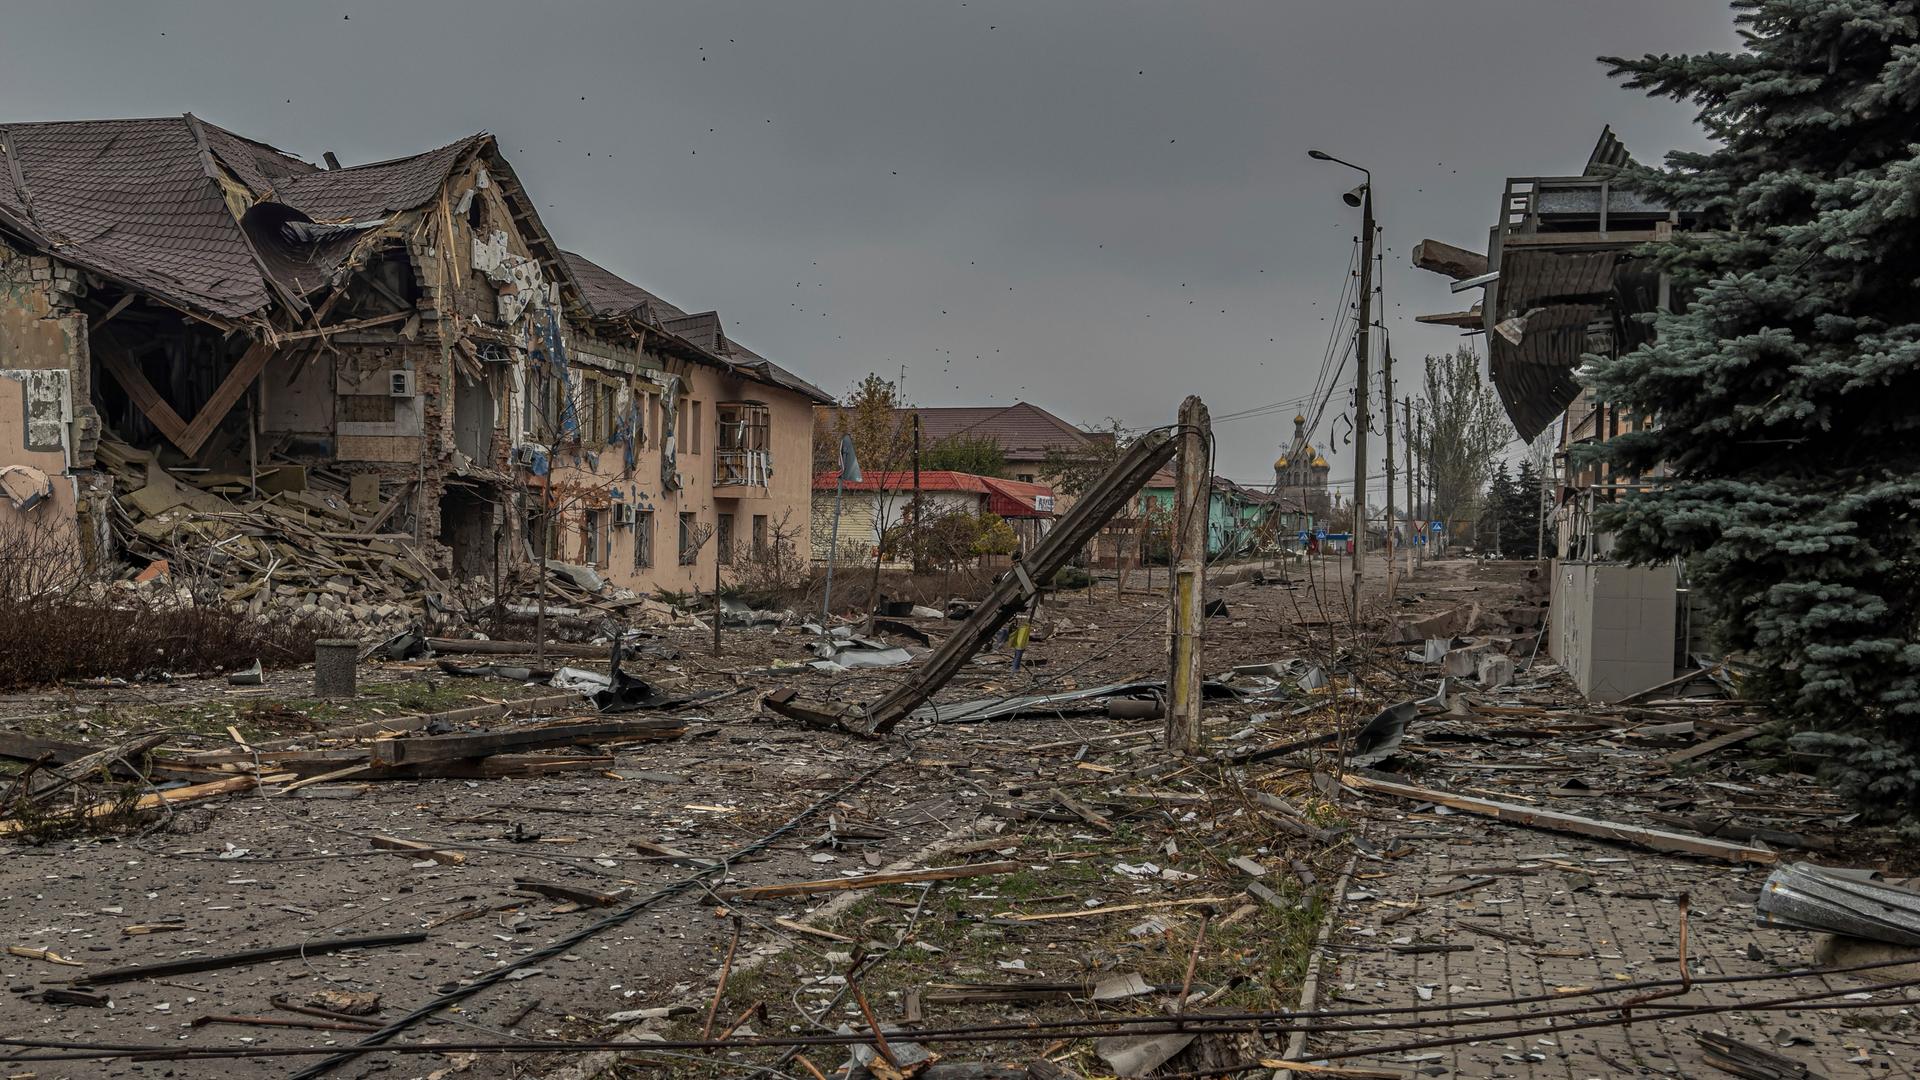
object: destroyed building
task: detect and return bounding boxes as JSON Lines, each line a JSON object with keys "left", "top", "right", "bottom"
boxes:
{"left": 0, "top": 115, "right": 829, "bottom": 613}
{"left": 1415, "top": 126, "right": 1695, "bottom": 700}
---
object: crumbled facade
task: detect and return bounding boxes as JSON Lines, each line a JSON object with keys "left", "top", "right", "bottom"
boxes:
{"left": 0, "top": 115, "right": 827, "bottom": 607}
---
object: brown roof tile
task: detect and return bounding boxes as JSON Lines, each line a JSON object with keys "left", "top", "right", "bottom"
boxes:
{"left": 273, "top": 135, "right": 485, "bottom": 222}
{"left": 563, "top": 250, "right": 671, "bottom": 319}
{"left": 907, "top": 402, "right": 1096, "bottom": 462}
{"left": 0, "top": 116, "right": 273, "bottom": 317}
{"left": 559, "top": 250, "right": 831, "bottom": 403}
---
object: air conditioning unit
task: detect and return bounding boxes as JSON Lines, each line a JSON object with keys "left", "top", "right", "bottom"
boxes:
{"left": 613, "top": 503, "right": 638, "bottom": 526}
{"left": 388, "top": 370, "right": 416, "bottom": 397}
{"left": 509, "top": 445, "right": 541, "bottom": 468}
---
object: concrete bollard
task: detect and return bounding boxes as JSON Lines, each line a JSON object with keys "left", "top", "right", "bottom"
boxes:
{"left": 313, "top": 639, "right": 361, "bottom": 698}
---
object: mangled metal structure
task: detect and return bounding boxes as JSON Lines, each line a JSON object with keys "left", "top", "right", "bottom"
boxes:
{"left": 765, "top": 429, "right": 1178, "bottom": 736}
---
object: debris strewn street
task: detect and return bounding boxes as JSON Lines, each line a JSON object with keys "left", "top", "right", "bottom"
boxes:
{"left": 7, "top": 5, "right": 1920, "bottom": 1078}
{"left": 0, "top": 554, "right": 1913, "bottom": 1079}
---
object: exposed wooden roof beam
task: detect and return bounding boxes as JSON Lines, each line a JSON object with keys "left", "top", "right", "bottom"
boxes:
{"left": 1411, "top": 239, "right": 1489, "bottom": 282}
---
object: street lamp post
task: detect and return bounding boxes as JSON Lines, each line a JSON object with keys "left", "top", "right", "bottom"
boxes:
{"left": 1309, "top": 149, "right": 1373, "bottom": 625}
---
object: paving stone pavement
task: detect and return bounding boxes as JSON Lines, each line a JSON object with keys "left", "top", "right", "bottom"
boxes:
{"left": 1298, "top": 816, "right": 1920, "bottom": 1078}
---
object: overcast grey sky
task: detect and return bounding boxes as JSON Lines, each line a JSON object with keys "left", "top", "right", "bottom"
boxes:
{"left": 0, "top": 1, "right": 1739, "bottom": 497}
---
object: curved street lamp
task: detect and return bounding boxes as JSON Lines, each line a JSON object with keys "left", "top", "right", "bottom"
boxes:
{"left": 1309, "top": 148, "right": 1375, "bottom": 622}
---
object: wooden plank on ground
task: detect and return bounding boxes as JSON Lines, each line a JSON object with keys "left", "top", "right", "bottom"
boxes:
{"left": 0, "top": 775, "right": 258, "bottom": 835}
{"left": 1337, "top": 771, "right": 1777, "bottom": 865}
{"left": 718, "top": 861, "right": 1023, "bottom": 901}
{"left": 370, "top": 835, "right": 465, "bottom": 865}
{"left": 369, "top": 720, "right": 682, "bottom": 766}
{"left": 426, "top": 638, "right": 612, "bottom": 659}
{"left": 77, "top": 933, "right": 425, "bottom": 987}
{"left": 1662, "top": 725, "right": 1763, "bottom": 765}
{"left": 998, "top": 896, "right": 1237, "bottom": 923}
{"left": 513, "top": 879, "right": 623, "bottom": 907}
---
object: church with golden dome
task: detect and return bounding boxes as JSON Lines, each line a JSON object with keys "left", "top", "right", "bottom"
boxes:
{"left": 1274, "top": 413, "right": 1333, "bottom": 518}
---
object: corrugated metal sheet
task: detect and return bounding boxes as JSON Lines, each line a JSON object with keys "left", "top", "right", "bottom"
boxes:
{"left": 1758, "top": 862, "right": 1920, "bottom": 946}
{"left": 1486, "top": 249, "right": 1622, "bottom": 440}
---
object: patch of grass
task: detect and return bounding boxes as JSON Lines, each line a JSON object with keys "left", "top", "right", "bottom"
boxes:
{"left": 0, "top": 598, "right": 326, "bottom": 692}
{"left": 642, "top": 836, "right": 1333, "bottom": 1078}
{"left": 1, "top": 675, "right": 558, "bottom": 747}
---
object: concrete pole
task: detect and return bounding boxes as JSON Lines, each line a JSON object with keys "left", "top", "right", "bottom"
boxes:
{"left": 1537, "top": 419, "right": 1553, "bottom": 560}
{"left": 1403, "top": 396, "right": 1415, "bottom": 580}
{"left": 1350, "top": 190, "right": 1374, "bottom": 625}
{"left": 1168, "top": 395, "right": 1210, "bottom": 755}
{"left": 1413, "top": 412, "right": 1425, "bottom": 569}
{"left": 911, "top": 413, "right": 924, "bottom": 575}
{"left": 1382, "top": 334, "right": 1396, "bottom": 599}
{"left": 822, "top": 473, "right": 845, "bottom": 622}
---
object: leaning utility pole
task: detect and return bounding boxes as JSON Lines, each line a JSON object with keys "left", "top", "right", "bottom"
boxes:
{"left": 1168, "top": 395, "right": 1210, "bottom": 755}
{"left": 1350, "top": 193, "right": 1374, "bottom": 622}
{"left": 1382, "top": 332, "right": 1396, "bottom": 599}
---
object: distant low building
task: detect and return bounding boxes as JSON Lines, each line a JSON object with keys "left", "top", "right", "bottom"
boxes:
{"left": 904, "top": 401, "right": 1105, "bottom": 484}
{"left": 1135, "top": 470, "right": 1280, "bottom": 559}
{"left": 811, "top": 469, "right": 1056, "bottom": 564}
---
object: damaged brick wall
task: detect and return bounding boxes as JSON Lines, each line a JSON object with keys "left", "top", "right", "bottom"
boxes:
{"left": 0, "top": 238, "right": 107, "bottom": 567}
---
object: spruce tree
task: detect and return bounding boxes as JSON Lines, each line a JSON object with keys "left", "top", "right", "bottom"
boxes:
{"left": 1597, "top": 1, "right": 1920, "bottom": 818}
{"left": 1510, "top": 459, "right": 1544, "bottom": 559}
{"left": 1482, "top": 462, "right": 1516, "bottom": 555}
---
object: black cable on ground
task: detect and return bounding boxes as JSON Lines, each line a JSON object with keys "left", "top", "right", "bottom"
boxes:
{"left": 287, "top": 758, "right": 898, "bottom": 1080}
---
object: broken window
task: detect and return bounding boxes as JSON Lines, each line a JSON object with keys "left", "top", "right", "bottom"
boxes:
{"left": 752, "top": 514, "right": 769, "bottom": 562}
{"left": 718, "top": 513, "right": 735, "bottom": 565}
{"left": 678, "top": 511, "right": 698, "bottom": 565}
{"left": 582, "top": 510, "right": 604, "bottom": 567}
{"left": 715, "top": 402, "right": 772, "bottom": 487}
{"left": 453, "top": 371, "right": 493, "bottom": 461}
{"left": 526, "top": 503, "right": 560, "bottom": 561}
{"left": 633, "top": 510, "right": 654, "bottom": 569}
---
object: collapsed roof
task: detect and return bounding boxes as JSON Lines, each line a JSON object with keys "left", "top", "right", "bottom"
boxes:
{"left": 0, "top": 113, "right": 828, "bottom": 404}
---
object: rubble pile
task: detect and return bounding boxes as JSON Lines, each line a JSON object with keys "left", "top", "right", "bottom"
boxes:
{"left": 100, "top": 437, "right": 445, "bottom": 635}
{"left": 96, "top": 437, "right": 699, "bottom": 640}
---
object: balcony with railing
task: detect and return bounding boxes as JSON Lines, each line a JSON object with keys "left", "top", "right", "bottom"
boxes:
{"left": 714, "top": 402, "right": 772, "bottom": 494}
{"left": 1496, "top": 174, "right": 1676, "bottom": 250}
